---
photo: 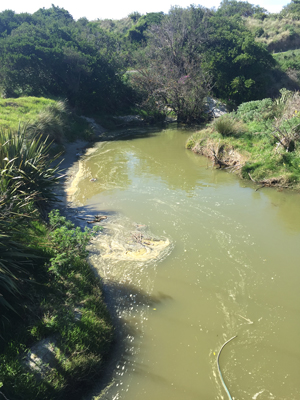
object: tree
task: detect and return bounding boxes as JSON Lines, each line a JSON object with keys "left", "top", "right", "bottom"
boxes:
{"left": 131, "top": 6, "right": 212, "bottom": 123}
{"left": 281, "top": 0, "right": 300, "bottom": 17}
{"left": 202, "top": 14, "right": 275, "bottom": 104}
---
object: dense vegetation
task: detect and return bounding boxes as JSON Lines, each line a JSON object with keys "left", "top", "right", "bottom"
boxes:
{"left": 0, "top": 2, "right": 294, "bottom": 122}
{"left": 0, "top": 7, "right": 136, "bottom": 114}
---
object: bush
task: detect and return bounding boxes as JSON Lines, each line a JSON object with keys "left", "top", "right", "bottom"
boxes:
{"left": 235, "top": 98, "right": 275, "bottom": 122}
{"left": 27, "top": 101, "right": 70, "bottom": 144}
{"left": 254, "top": 27, "right": 264, "bottom": 37}
{"left": 214, "top": 116, "right": 237, "bottom": 136}
{"left": 48, "top": 210, "right": 101, "bottom": 275}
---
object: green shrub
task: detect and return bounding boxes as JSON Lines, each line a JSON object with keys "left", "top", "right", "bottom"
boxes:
{"left": 48, "top": 210, "right": 101, "bottom": 275}
{"left": 254, "top": 27, "right": 264, "bottom": 37}
{"left": 235, "top": 98, "right": 275, "bottom": 122}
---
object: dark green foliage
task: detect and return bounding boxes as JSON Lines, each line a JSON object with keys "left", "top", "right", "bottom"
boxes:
{"left": 127, "top": 12, "right": 164, "bottom": 43}
{"left": 132, "top": 4, "right": 276, "bottom": 111}
{"left": 202, "top": 15, "right": 275, "bottom": 104}
{"left": 0, "top": 210, "right": 113, "bottom": 400}
{"left": 0, "top": 126, "right": 63, "bottom": 313}
{"left": 0, "top": 126, "right": 62, "bottom": 210}
{"left": 254, "top": 27, "right": 264, "bottom": 37}
{"left": 131, "top": 6, "right": 213, "bottom": 123}
{"left": 48, "top": 209, "right": 101, "bottom": 275}
{"left": 0, "top": 6, "right": 135, "bottom": 114}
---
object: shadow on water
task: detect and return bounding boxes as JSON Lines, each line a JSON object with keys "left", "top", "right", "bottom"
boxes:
{"left": 98, "top": 122, "right": 202, "bottom": 143}
{"left": 104, "top": 280, "right": 173, "bottom": 311}
{"left": 84, "top": 280, "right": 173, "bottom": 400}
{"left": 99, "top": 127, "right": 162, "bottom": 142}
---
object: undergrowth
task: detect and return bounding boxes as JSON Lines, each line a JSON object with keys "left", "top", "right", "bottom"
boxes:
{"left": 0, "top": 210, "right": 113, "bottom": 400}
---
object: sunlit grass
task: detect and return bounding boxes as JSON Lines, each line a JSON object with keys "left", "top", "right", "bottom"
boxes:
{"left": 0, "top": 97, "right": 58, "bottom": 131}
{"left": 246, "top": 16, "right": 300, "bottom": 52}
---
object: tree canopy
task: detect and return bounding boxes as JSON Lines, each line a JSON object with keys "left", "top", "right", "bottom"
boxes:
{"left": 0, "top": 6, "right": 135, "bottom": 113}
{"left": 0, "top": 3, "right": 282, "bottom": 118}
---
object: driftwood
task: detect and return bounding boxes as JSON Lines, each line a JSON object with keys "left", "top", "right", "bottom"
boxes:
{"left": 131, "top": 232, "right": 143, "bottom": 243}
{"left": 86, "top": 215, "right": 107, "bottom": 224}
{"left": 271, "top": 119, "right": 300, "bottom": 153}
{"left": 210, "top": 147, "right": 229, "bottom": 169}
{"left": 248, "top": 173, "right": 288, "bottom": 191}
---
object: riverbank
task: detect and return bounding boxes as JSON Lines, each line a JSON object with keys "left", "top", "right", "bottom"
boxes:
{"left": 186, "top": 90, "right": 300, "bottom": 190}
{"left": 0, "top": 112, "right": 118, "bottom": 399}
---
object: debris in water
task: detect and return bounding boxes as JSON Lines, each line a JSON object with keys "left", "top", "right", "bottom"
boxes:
{"left": 237, "top": 314, "right": 253, "bottom": 324}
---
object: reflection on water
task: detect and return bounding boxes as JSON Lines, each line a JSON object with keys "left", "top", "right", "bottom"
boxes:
{"left": 68, "top": 127, "right": 300, "bottom": 400}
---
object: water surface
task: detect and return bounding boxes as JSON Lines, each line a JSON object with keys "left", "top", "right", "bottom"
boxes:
{"left": 70, "top": 126, "right": 300, "bottom": 400}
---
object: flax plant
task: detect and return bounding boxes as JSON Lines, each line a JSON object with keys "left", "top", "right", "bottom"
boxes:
{"left": 0, "top": 124, "right": 63, "bottom": 211}
{"left": 0, "top": 124, "right": 63, "bottom": 312}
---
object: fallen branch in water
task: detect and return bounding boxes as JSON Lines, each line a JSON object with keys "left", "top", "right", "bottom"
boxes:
{"left": 86, "top": 215, "right": 107, "bottom": 224}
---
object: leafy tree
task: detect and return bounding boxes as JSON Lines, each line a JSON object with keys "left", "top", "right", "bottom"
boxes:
{"left": 128, "top": 11, "right": 142, "bottom": 22}
{"left": 202, "top": 14, "right": 275, "bottom": 104}
{"left": 281, "top": 0, "right": 300, "bottom": 18}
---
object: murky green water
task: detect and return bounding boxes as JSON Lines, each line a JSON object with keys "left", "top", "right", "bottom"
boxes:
{"left": 70, "top": 126, "right": 300, "bottom": 400}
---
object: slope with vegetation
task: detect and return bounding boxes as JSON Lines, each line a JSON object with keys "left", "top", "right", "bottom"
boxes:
{"left": 186, "top": 89, "right": 300, "bottom": 189}
{"left": 0, "top": 99, "right": 114, "bottom": 399}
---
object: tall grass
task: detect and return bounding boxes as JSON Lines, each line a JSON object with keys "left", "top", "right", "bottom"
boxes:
{"left": 246, "top": 16, "right": 300, "bottom": 52}
{"left": 0, "top": 124, "right": 63, "bottom": 312}
{"left": 27, "top": 101, "right": 70, "bottom": 144}
{"left": 214, "top": 116, "right": 238, "bottom": 136}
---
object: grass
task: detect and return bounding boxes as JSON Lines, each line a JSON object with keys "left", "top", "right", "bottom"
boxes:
{"left": 246, "top": 16, "right": 300, "bottom": 52}
{"left": 214, "top": 116, "right": 239, "bottom": 137}
{"left": 0, "top": 210, "right": 113, "bottom": 400}
{"left": 273, "top": 48, "right": 300, "bottom": 71}
{"left": 187, "top": 91, "right": 300, "bottom": 189}
{"left": 0, "top": 97, "right": 94, "bottom": 143}
{"left": 0, "top": 97, "right": 57, "bottom": 131}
